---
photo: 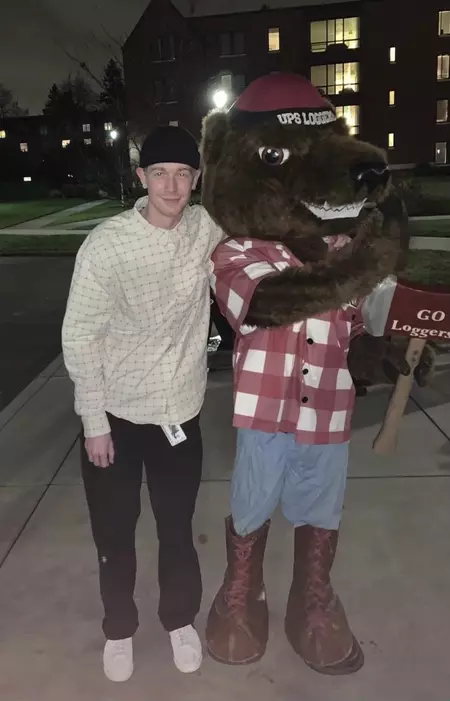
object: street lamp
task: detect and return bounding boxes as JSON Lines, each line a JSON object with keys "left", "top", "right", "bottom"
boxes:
{"left": 212, "top": 89, "right": 229, "bottom": 109}
{"left": 108, "top": 129, "right": 124, "bottom": 205}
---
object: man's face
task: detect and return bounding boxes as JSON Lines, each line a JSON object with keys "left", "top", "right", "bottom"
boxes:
{"left": 137, "top": 163, "right": 200, "bottom": 220}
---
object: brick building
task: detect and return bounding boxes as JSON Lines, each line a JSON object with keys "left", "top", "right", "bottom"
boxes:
{"left": 0, "top": 111, "right": 126, "bottom": 189}
{"left": 123, "top": 0, "right": 450, "bottom": 167}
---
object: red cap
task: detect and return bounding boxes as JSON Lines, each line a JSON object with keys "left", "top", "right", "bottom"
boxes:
{"left": 228, "top": 72, "right": 336, "bottom": 128}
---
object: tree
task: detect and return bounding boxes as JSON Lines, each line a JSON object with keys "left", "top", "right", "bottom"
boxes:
{"left": 100, "top": 59, "right": 126, "bottom": 120}
{"left": 43, "top": 75, "right": 99, "bottom": 120}
{"left": 0, "top": 83, "right": 28, "bottom": 118}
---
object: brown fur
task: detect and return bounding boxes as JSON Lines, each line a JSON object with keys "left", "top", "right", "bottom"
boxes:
{"left": 200, "top": 105, "right": 433, "bottom": 387}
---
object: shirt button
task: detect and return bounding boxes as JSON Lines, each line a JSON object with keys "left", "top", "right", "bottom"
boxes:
{"left": 303, "top": 368, "right": 309, "bottom": 375}
{"left": 307, "top": 338, "right": 314, "bottom": 345}
{"left": 302, "top": 396, "right": 309, "bottom": 403}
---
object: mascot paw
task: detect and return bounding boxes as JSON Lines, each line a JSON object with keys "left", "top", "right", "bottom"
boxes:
{"left": 382, "top": 339, "right": 436, "bottom": 387}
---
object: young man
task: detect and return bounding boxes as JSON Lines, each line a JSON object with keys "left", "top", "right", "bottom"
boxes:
{"left": 62, "top": 126, "right": 223, "bottom": 682}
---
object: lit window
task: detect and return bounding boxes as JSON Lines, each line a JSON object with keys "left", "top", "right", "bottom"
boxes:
{"left": 169, "top": 120, "right": 179, "bottom": 126}
{"left": 439, "top": 10, "right": 450, "bottom": 36}
{"left": 390, "top": 47, "right": 396, "bottom": 63}
{"left": 268, "top": 28, "right": 280, "bottom": 52}
{"left": 82, "top": 123, "right": 91, "bottom": 132}
{"left": 310, "top": 62, "right": 359, "bottom": 95}
{"left": 23, "top": 176, "right": 32, "bottom": 182}
{"left": 20, "top": 142, "right": 28, "bottom": 153}
{"left": 437, "top": 54, "right": 450, "bottom": 80}
{"left": 310, "top": 17, "right": 359, "bottom": 53}
{"left": 436, "top": 141, "right": 447, "bottom": 163}
{"left": 104, "top": 122, "right": 113, "bottom": 131}
{"left": 335, "top": 105, "right": 360, "bottom": 135}
{"left": 0, "top": 130, "right": 6, "bottom": 139}
{"left": 389, "top": 90, "right": 396, "bottom": 106}
{"left": 84, "top": 138, "right": 92, "bottom": 145}
{"left": 388, "top": 133, "right": 395, "bottom": 149}
{"left": 437, "top": 99, "right": 449, "bottom": 122}
{"left": 62, "top": 139, "right": 70, "bottom": 148}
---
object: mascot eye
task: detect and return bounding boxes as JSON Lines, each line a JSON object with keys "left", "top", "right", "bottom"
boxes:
{"left": 258, "top": 146, "right": 291, "bottom": 166}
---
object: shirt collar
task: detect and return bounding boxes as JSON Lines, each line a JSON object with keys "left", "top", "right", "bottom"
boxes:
{"left": 133, "top": 196, "right": 188, "bottom": 243}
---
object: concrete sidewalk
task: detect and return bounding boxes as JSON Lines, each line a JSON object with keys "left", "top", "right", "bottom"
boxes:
{"left": 10, "top": 200, "right": 107, "bottom": 230}
{"left": 0, "top": 358, "right": 450, "bottom": 701}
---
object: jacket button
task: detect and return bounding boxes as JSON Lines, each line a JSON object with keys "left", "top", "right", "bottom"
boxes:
{"left": 303, "top": 368, "right": 309, "bottom": 375}
{"left": 307, "top": 338, "right": 314, "bottom": 345}
{"left": 302, "top": 396, "right": 309, "bottom": 403}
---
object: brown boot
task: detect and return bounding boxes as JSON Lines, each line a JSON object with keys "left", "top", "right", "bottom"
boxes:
{"left": 285, "top": 525, "right": 364, "bottom": 675}
{"left": 206, "top": 516, "right": 270, "bottom": 665}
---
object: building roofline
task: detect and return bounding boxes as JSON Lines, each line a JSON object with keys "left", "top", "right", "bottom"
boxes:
{"left": 124, "top": 0, "right": 187, "bottom": 51}
{"left": 175, "top": 0, "right": 361, "bottom": 18}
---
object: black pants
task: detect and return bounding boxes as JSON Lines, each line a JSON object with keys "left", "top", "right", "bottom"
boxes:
{"left": 81, "top": 413, "right": 203, "bottom": 640}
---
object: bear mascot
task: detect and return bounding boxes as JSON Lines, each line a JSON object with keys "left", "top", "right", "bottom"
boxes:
{"left": 199, "top": 72, "right": 435, "bottom": 676}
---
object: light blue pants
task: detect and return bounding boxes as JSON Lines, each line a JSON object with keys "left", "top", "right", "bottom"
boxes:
{"left": 231, "top": 429, "right": 349, "bottom": 537}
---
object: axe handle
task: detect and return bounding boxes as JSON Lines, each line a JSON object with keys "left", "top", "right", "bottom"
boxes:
{"left": 372, "top": 337, "right": 427, "bottom": 455}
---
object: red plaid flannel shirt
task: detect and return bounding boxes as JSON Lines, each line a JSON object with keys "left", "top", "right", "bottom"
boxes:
{"left": 211, "top": 236, "right": 365, "bottom": 445}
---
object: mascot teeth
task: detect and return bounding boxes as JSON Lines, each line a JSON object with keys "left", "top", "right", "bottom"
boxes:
{"left": 304, "top": 200, "right": 366, "bottom": 220}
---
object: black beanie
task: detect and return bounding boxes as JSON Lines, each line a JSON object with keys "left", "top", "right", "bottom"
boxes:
{"left": 140, "top": 125, "right": 200, "bottom": 170}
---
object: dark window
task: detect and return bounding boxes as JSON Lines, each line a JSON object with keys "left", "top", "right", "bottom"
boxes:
{"left": 233, "top": 74, "right": 246, "bottom": 92}
{"left": 220, "top": 31, "right": 245, "bottom": 56}
{"left": 437, "top": 99, "right": 449, "bottom": 123}
{"left": 154, "top": 78, "right": 177, "bottom": 104}
{"left": 153, "top": 35, "right": 176, "bottom": 61}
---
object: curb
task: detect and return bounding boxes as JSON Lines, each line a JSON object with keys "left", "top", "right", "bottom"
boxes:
{"left": 0, "top": 354, "right": 65, "bottom": 432}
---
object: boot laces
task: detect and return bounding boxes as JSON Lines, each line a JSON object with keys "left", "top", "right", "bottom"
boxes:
{"left": 224, "top": 542, "right": 254, "bottom": 610}
{"left": 302, "top": 538, "right": 335, "bottom": 633}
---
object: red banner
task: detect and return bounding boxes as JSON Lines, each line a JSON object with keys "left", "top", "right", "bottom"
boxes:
{"left": 386, "top": 279, "right": 450, "bottom": 339}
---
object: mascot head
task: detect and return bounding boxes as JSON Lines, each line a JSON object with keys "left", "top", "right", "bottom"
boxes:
{"left": 201, "top": 72, "right": 406, "bottom": 272}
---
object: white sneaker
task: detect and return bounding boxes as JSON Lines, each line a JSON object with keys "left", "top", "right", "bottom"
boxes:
{"left": 103, "top": 637, "right": 134, "bottom": 682}
{"left": 169, "top": 625, "right": 203, "bottom": 673}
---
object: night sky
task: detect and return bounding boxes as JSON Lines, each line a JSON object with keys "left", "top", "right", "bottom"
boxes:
{"left": 1, "top": 0, "right": 356, "bottom": 115}
{"left": 0, "top": 0, "right": 149, "bottom": 114}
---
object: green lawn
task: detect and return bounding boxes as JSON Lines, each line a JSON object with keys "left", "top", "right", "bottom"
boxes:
{"left": 0, "top": 199, "right": 87, "bottom": 229}
{"left": 1, "top": 234, "right": 449, "bottom": 289}
{"left": 405, "top": 176, "right": 450, "bottom": 216}
{"left": 47, "top": 200, "right": 126, "bottom": 227}
{"left": 403, "top": 250, "right": 450, "bottom": 286}
{"left": 409, "top": 218, "right": 450, "bottom": 237}
{"left": 416, "top": 176, "right": 450, "bottom": 199}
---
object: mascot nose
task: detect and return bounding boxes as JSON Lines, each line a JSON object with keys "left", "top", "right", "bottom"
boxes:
{"left": 351, "top": 161, "right": 391, "bottom": 194}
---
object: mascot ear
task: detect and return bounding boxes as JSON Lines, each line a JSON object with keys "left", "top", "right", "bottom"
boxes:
{"left": 200, "top": 111, "right": 228, "bottom": 166}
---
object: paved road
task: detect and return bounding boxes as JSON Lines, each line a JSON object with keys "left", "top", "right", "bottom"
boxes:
{"left": 0, "top": 256, "right": 75, "bottom": 411}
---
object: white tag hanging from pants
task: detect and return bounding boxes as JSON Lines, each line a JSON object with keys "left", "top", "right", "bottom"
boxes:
{"left": 161, "top": 424, "right": 187, "bottom": 446}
